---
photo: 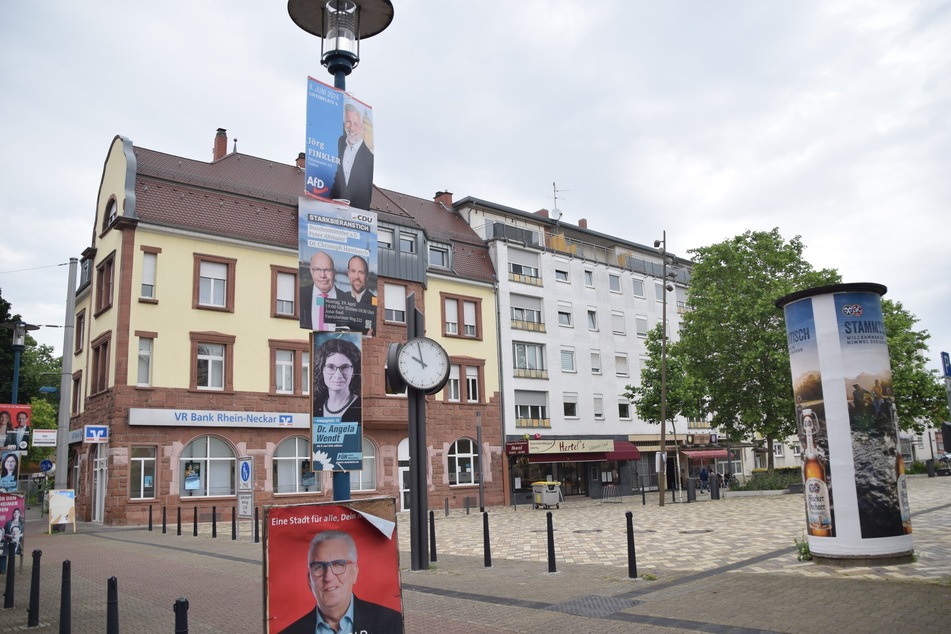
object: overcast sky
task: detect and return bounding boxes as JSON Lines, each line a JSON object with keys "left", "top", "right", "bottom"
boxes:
{"left": 1, "top": 1, "right": 948, "bottom": 379}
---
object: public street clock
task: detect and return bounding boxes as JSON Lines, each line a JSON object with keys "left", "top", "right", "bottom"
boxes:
{"left": 389, "top": 337, "right": 450, "bottom": 394}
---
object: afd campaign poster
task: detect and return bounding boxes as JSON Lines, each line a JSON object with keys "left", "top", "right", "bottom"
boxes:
{"left": 312, "top": 331, "right": 363, "bottom": 472}
{"left": 263, "top": 499, "right": 403, "bottom": 633}
{"left": 298, "top": 197, "right": 378, "bottom": 335}
{"left": 305, "top": 77, "right": 375, "bottom": 211}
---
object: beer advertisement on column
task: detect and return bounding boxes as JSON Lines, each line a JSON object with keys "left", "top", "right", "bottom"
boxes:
{"left": 312, "top": 331, "right": 363, "bottom": 473}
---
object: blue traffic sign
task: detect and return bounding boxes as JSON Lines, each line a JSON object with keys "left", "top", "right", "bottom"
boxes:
{"left": 942, "top": 351, "right": 951, "bottom": 378}
{"left": 40, "top": 459, "right": 53, "bottom": 472}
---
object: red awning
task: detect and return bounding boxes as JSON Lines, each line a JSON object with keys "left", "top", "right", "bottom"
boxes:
{"left": 527, "top": 441, "right": 640, "bottom": 463}
{"left": 680, "top": 449, "right": 728, "bottom": 460}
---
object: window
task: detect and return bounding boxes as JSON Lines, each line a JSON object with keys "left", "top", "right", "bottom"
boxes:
{"left": 399, "top": 232, "right": 416, "bottom": 253}
{"left": 74, "top": 309, "right": 85, "bottom": 353}
{"left": 273, "top": 437, "right": 321, "bottom": 493}
{"left": 95, "top": 253, "right": 115, "bottom": 314}
{"left": 594, "top": 394, "right": 604, "bottom": 419}
{"left": 350, "top": 438, "right": 376, "bottom": 491}
{"left": 193, "top": 255, "right": 235, "bottom": 312}
{"left": 515, "top": 390, "right": 548, "bottom": 426}
{"left": 611, "top": 311, "right": 625, "bottom": 335}
{"left": 555, "top": 269, "right": 569, "bottom": 282}
{"left": 508, "top": 249, "right": 541, "bottom": 283}
{"left": 618, "top": 400, "right": 632, "bottom": 419}
{"left": 378, "top": 227, "right": 394, "bottom": 249}
{"left": 442, "top": 294, "right": 481, "bottom": 339}
{"left": 301, "top": 351, "right": 310, "bottom": 396}
{"left": 180, "top": 436, "right": 236, "bottom": 497}
{"left": 632, "top": 278, "right": 645, "bottom": 297}
{"left": 563, "top": 393, "right": 578, "bottom": 418}
{"left": 136, "top": 335, "right": 153, "bottom": 387}
{"left": 71, "top": 372, "right": 82, "bottom": 415}
{"left": 774, "top": 444, "right": 785, "bottom": 457}
{"left": 275, "top": 350, "right": 294, "bottom": 394}
{"left": 445, "top": 359, "right": 484, "bottom": 403}
{"left": 635, "top": 315, "right": 649, "bottom": 337}
{"left": 447, "top": 366, "right": 461, "bottom": 402}
{"left": 609, "top": 274, "right": 621, "bottom": 293}
{"left": 448, "top": 438, "right": 480, "bottom": 486}
{"left": 272, "top": 268, "right": 297, "bottom": 318}
{"left": 615, "top": 353, "right": 629, "bottom": 377}
{"left": 656, "top": 281, "right": 665, "bottom": 303}
{"left": 384, "top": 283, "right": 406, "bottom": 322}
{"left": 791, "top": 443, "right": 801, "bottom": 457}
{"left": 513, "top": 342, "right": 546, "bottom": 378}
{"left": 190, "top": 332, "right": 235, "bottom": 392}
{"left": 557, "top": 302, "right": 573, "bottom": 327}
{"left": 591, "top": 350, "right": 602, "bottom": 375}
{"left": 511, "top": 295, "right": 544, "bottom": 331}
{"left": 130, "top": 447, "right": 156, "bottom": 499}
{"left": 141, "top": 250, "right": 158, "bottom": 300}
{"left": 91, "top": 332, "right": 111, "bottom": 394}
{"left": 560, "top": 348, "right": 576, "bottom": 372}
{"left": 466, "top": 366, "right": 479, "bottom": 402}
{"left": 269, "top": 340, "right": 309, "bottom": 395}
{"left": 104, "top": 198, "right": 118, "bottom": 228}
{"left": 509, "top": 261, "right": 539, "bottom": 277}
{"left": 584, "top": 270, "right": 594, "bottom": 287}
{"left": 429, "top": 244, "right": 450, "bottom": 268}
{"left": 587, "top": 309, "right": 598, "bottom": 331}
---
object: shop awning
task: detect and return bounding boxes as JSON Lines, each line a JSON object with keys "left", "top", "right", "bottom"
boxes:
{"left": 527, "top": 441, "right": 640, "bottom": 463}
{"left": 680, "top": 449, "right": 729, "bottom": 460}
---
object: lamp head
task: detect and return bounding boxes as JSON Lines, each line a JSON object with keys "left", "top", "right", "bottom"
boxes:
{"left": 653, "top": 239, "right": 662, "bottom": 248}
{"left": 288, "top": 0, "right": 394, "bottom": 76}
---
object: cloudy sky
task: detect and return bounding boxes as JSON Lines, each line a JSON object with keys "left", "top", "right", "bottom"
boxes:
{"left": 1, "top": 1, "right": 948, "bottom": 378}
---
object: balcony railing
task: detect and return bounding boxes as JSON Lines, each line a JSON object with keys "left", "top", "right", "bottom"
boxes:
{"left": 511, "top": 319, "right": 546, "bottom": 332}
{"left": 513, "top": 368, "right": 548, "bottom": 379}
{"left": 515, "top": 418, "right": 551, "bottom": 429}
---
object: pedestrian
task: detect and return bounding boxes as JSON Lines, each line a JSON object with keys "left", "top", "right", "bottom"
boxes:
{"left": 699, "top": 466, "right": 709, "bottom": 493}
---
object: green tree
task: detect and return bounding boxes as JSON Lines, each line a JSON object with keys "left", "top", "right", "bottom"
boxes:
{"left": 677, "top": 229, "right": 839, "bottom": 472}
{"left": 624, "top": 324, "right": 705, "bottom": 424}
{"left": 26, "top": 397, "right": 57, "bottom": 467}
{"left": 882, "top": 299, "right": 946, "bottom": 432}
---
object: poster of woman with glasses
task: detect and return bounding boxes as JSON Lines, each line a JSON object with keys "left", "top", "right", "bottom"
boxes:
{"left": 312, "top": 332, "right": 363, "bottom": 472}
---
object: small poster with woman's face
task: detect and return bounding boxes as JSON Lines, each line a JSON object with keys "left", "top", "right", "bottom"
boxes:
{"left": 0, "top": 451, "right": 20, "bottom": 492}
{"left": 184, "top": 461, "right": 201, "bottom": 491}
{"left": 311, "top": 332, "right": 363, "bottom": 473}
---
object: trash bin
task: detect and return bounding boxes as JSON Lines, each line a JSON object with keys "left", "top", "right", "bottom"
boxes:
{"left": 532, "top": 481, "right": 562, "bottom": 509}
{"left": 686, "top": 477, "right": 697, "bottom": 502}
{"left": 926, "top": 459, "right": 935, "bottom": 477}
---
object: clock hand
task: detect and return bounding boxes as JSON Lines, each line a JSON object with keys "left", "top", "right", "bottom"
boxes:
{"left": 416, "top": 341, "right": 428, "bottom": 368}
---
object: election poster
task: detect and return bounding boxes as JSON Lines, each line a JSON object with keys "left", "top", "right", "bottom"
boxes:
{"left": 312, "top": 331, "right": 363, "bottom": 472}
{"left": 1, "top": 404, "right": 31, "bottom": 451}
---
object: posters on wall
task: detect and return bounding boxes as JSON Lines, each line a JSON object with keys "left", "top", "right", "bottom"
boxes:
{"left": 0, "top": 404, "right": 31, "bottom": 451}
{"left": 0, "top": 493, "right": 25, "bottom": 554}
{"left": 311, "top": 332, "right": 363, "bottom": 473}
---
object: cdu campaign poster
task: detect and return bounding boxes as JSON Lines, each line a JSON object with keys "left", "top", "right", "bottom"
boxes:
{"left": 298, "top": 197, "right": 378, "bottom": 335}
{"left": 305, "top": 77, "right": 374, "bottom": 211}
{"left": 312, "top": 331, "right": 363, "bottom": 472}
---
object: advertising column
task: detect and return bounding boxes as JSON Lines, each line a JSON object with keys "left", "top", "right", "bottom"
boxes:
{"left": 777, "top": 283, "right": 913, "bottom": 562}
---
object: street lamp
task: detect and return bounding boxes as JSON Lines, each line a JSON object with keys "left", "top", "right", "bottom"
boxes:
{"left": 652, "top": 232, "right": 677, "bottom": 506}
{"left": 1, "top": 320, "right": 40, "bottom": 404}
{"left": 288, "top": 0, "right": 394, "bottom": 89}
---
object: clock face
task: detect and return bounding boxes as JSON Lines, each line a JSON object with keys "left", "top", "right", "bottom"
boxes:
{"left": 396, "top": 337, "right": 450, "bottom": 392}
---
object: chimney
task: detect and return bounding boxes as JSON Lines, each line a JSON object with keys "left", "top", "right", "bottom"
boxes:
{"left": 535, "top": 209, "right": 550, "bottom": 218}
{"left": 578, "top": 218, "right": 588, "bottom": 229}
{"left": 213, "top": 128, "right": 228, "bottom": 161}
{"left": 296, "top": 152, "right": 306, "bottom": 169}
{"left": 434, "top": 191, "right": 453, "bottom": 207}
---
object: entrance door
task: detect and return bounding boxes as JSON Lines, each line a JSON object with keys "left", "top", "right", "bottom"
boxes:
{"left": 398, "top": 438, "right": 410, "bottom": 512}
{"left": 92, "top": 443, "right": 108, "bottom": 523}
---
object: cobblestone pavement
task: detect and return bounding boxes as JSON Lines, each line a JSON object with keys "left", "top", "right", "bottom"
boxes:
{"left": 1, "top": 476, "right": 948, "bottom": 633}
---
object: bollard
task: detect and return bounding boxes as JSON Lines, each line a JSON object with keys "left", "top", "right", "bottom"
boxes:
{"left": 232, "top": 507, "right": 237, "bottom": 541}
{"left": 193, "top": 507, "right": 198, "bottom": 537}
{"left": 3, "top": 542, "right": 16, "bottom": 608}
{"left": 59, "top": 560, "right": 71, "bottom": 634}
{"left": 428, "top": 510, "right": 437, "bottom": 563}
{"left": 444, "top": 498, "right": 449, "bottom": 518}
{"left": 482, "top": 511, "right": 492, "bottom": 568}
{"left": 212, "top": 506, "right": 217, "bottom": 538}
{"left": 626, "top": 511, "right": 638, "bottom": 579}
{"left": 148, "top": 505, "right": 153, "bottom": 531}
{"left": 254, "top": 507, "right": 260, "bottom": 543}
{"left": 162, "top": 506, "right": 167, "bottom": 534}
{"left": 641, "top": 479, "right": 646, "bottom": 506}
{"left": 546, "top": 512, "right": 557, "bottom": 573}
{"left": 27, "top": 549, "right": 41, "bottom": 626}
{"left": 174, "top": 597, "right": 189, "bottom": 634}
{"left": 177, "top": 507, "right": 182, "bottom": 536}
{"left": 465, "top": 496, "right": 470, "bottom": 515}
{"left": 107, "top": 576, "right": 119, "bottom": 634}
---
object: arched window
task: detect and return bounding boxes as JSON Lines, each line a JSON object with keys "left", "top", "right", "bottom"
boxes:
{"left": 448, "top": 438, "right": 479, "bottom": 486}
{"left": 180, "top": 436, "right": 235, "bottom": 497}
{"left": 273, "top": 436, "right": 321, "bottom": 494}
{"left": 349, "top": 437, "right": 377, "bottom": 491}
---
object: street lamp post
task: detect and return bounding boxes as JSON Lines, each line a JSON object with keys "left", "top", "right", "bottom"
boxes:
{"left": 652, "top": 232, "right": 677, "bottom": 506}
{"left": 2, "top": 320, "right": 40, "bottom": 404}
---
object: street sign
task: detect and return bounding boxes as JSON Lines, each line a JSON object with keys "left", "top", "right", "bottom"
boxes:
{"left": 40, "top": 459, "right": 53, "bottom": 472}
{"left": 238, "top": 456, "right": 253, "bottom": 492}
{"left": 238, "top": 492, "right": 253, "bottom": 519}
{"left": 33, "top": 429, "right": 57, "bottom": 447}
{"left": 942, "top": 351, "right": 951, "bottom": 378}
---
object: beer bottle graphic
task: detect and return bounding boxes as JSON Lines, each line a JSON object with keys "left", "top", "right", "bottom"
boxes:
{"left": 802, "top": 413, "right": 832, "bottom": 537}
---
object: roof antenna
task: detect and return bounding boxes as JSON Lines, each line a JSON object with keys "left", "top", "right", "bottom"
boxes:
{"left": 551, "top": 182, "right": 567, "bottom": 223}
{"left": 232, "top": 138, "right": 238, "bottom": 153}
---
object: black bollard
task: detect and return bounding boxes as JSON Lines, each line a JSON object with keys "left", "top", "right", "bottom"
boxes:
{"left": 212, "top": 506, "right": 217, "bottom": 538}
{"left": 59, "top": 560, "right": 71, "bottom": 634}
{"left": 177, "top": 507, "right": 182, "bottom": 536}
{"left": 27, "top": 550, "right": 41, "bottom": 626}
{"left": 148, "top": 505, "right": 153, "bottom": 531}
{"left": 106, "top": 576, "right": 119, "bottom": 634}
{"left": 3, "top": 542, "right": 16, "bottom": 608}
{"left": 641, "top": 479, "right": 646, "bottom": 506}
{"left": 482, "top": 511, "right": 492, "bottom": 568}
{"left": 465, "top": 496, "right": 470, "bottom": 515}
{"left": 193, "top": 507, "right": 198, "bottom": 537}
{"left": 162, "top": 506, "right": 167, "bottom": 534}
{"left": 232, "top": 507, "right": 237, "bottom": 541}
{"left": 174, "top": 597, "right": 189, "bottom": 634}
{"left": 444, "top": 498, "right": 449, "bottom": 517}
{"left": 254, "top": 507, "right": 260, "bottom": 543}
{"left": 428, "top": 510, "right": 437, "bottom": 563}
{"left": 626, "top": 511, "right": 638, "bottom": 579}
{"left": 546, "top": 512, "right": 557, "bottom": 573}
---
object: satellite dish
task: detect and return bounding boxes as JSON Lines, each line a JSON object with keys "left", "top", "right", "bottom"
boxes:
{"left": 552, "top": 208, "right": 563, "bottom": 222}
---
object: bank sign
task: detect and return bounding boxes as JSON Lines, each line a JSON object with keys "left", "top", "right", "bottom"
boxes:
{"left": 129, "top": 408, "right": 310, "bottom": 429}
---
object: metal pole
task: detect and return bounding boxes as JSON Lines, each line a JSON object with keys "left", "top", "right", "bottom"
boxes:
{"left": 658, "top": 231, "right": 668, "bottom": 507}
{"left": 482, "top": 511, "right": 492, "bottom": 567}
{"left": 59, "top": 560, "right": 71, "bottom": 634}
{"left": 428, "top": 510, "right": 437, "bottom": 562}
{"left": 11, "top": 347, "right": 22, "bottom": 404}
{"left": 546, "top": 512, "right": 557, "bottom": 573}
{"left": 3, "top": 542, "right": 16, "bottom": 608}
{"left": 55, "top": 258, "right": 78, "bottom": 490}
{"left": 477, "top": 413, "right": 485, "bottom": 512}
{"left": 626, "top": 511, "right": 638, "bottom": 579}
{"left": 174, "top": 598, "right": 189, "bottom": 634}
{"left": 106, "top": 576, "right": 119, "bottom": 634}
{"left": 28, "top": 549, "right": 41, "bottom": 626}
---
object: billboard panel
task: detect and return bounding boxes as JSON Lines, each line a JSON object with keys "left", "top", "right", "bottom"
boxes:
{"left": 0, "top": 404, "right": 31, "bottom": 451}
{"left": 312, "top": 332, "right": 363, "bottom": 472}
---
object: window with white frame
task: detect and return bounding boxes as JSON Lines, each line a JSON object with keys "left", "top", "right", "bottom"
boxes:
{"left": 130, "top": 446, "right": 156, "bottom": 499}
{"left": 584, "top": 270, "right": 594, "bottom": 287}
{"left": 444, "top": 295, "right": 481, "bottom": 338}
{"left": 511, "top": 295, "right": 544, "bottom": 329}
{"left": 429, "top": 243, "right": 450, "bottom": 268}
{"left": 463, "top": 301, "right": 477, "bottom": 336}
{"left": 197, "top": 344, "right": 225, "bottom": 390}
{"left": 399, "top": 232, "right": 416, "bottom": 253}
{"left": 447, "top": 365, "right": 461, "bottom": 401}
{"left": 141, "top": 251, "right": 157, "bottom": 299}
{"left": 508, "top": 249, "right": 540, "bottom": 280}
{"left": 635, "top": 315, "right": 649, "bottom": 337}
{"left": 444, "top": 298, "right": 459, "bottom": 334}
{"left": 350, "top": 438, "right": 377, "bottom": 491}
{"left": 563, "top": 393, "right": 579, "bottom": 418}
{"left": 275, "top": 350, "right": 294, "bottom": 394}
{"left": 273, "top": 437, "right": 321, "bottom": 493}
{"left": 591, "top": 350, "right": 602, "bottom": 374}
{"left": 137, "top": 337, "right": 153, "bottom": 387}
{"left": 515, "top": 390, "right": 548, "bottom": 423}
{"left": 655, "top": 281, "right": 665, "bottom": 303}
{"left": 96, "top": 253, "right": 115, "bottom": 314}
{"left": 791, "top": 443, "right": 801, "bottom": 457}
{"left": 587, "top": 309, "right": 598, "bottom": 331}
{"left": 555, "top": 269, "right": 569, "bottom": 282}
{"left": 275, "top": 271, "right": 296, "bottom": 316}
{"left": 615, "top": 353, "right": 629, "bottom": 377}
{"left": 301, "top": 351, "right": 310, "bottom": 396}
{"left": 448, "top": 438, "right": 480, "bottom": 485}
{"left": 180, "top": 436, "right": 235, "bottom": 497}
{"left": 560, "top": 348, "right": 576, "bottom": 372}
{"left": 466, "top": 366, "right": 479, "bottom": 402}
{"left": 199, "top": 260, "right": 228, "bottom": 308}
{"left": 513, "top": 342, "right": 546, "bottom": 372}
{"left": 593, "top": 394, "right": 604, "bottom": 419}
{"left": 611, "top": 311, "right": 625, "bottom": 335}
{"left": 774, "top": 444, "right": 785, "bottom": 457}
{"left": 557, "top": 302, "right": 573, "bottom": 327}
{"left": 632, "top": 278, "right": 645, "bottom": 297}
{"left": 609, "top": 273, "right": 621, "bottom": 293}
{"left": 618, "top": 399, "right": 632, "bottom": 419}
{"left": 378, "top": 227, "right": 394, "bottom": 249}
{"left": 384, "top": 283, "right": 406, "bottom": 322}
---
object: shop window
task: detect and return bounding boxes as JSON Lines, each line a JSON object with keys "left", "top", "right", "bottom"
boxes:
{"left": 273, "top": 437, "right": 321, "bottom": 493}
{"left": 180, "top": 436, "right": 236, "bottom": 497}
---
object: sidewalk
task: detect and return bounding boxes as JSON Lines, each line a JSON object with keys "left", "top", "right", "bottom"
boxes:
{"left": 2, "top": 477, "right": 948, "bottom": 632}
